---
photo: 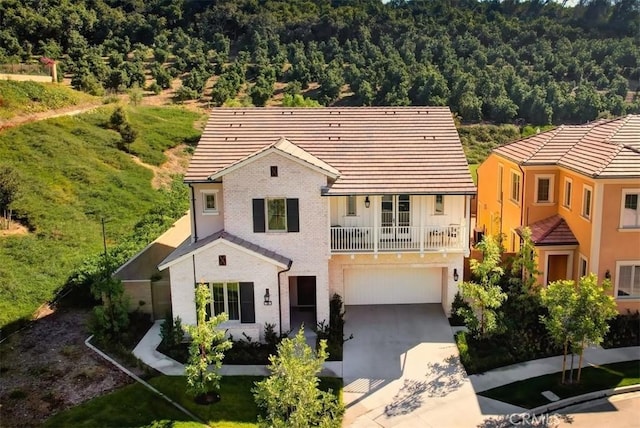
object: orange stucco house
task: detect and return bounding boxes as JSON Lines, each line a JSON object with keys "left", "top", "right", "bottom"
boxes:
{"left": 476, "top": 115, "right": 640, "bottom": 313}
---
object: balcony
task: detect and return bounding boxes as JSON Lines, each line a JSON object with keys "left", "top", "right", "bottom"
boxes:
{"left": 330, "top": 225, "right": 465, "bottom": 253}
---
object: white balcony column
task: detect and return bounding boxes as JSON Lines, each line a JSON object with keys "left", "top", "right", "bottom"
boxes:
{"left": 464, "top": 194, "right": 471, "bottom": 256}
{"left": 372, "top": 195, "right": 379, "bottom": 254}
{"left": 327, "top": 196, "right": 332, "bottom": 254}
{"left": 419, "top": 195, "right": 425, "bottom": 253}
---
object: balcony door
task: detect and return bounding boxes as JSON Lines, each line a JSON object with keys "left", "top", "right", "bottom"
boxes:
{"left": 381, "top": 195, "right": 411, "bottom": 240}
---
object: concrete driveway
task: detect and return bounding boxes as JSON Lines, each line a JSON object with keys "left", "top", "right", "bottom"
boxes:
{"left": 342, "top": 304, "right": 487, "bottom": 427}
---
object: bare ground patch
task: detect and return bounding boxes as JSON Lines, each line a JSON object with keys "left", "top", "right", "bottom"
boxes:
{"left": 0, "top": 309, "right": 135, "bottom": 427}
{"left": 131, "top": 143, "right": 192, "bottom": 189}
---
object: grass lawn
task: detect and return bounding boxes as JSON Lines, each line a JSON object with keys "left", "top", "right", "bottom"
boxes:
{"left": 0, "top": 105, "right": 203, "bottom": 331}
{"left": 479, "top": 360, "right": 640, "bottom": 409}
{"left": 44, "top": 376, "right": 343, "bottom": 427}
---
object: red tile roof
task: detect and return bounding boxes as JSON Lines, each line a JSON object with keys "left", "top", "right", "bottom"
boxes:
{"left": 494, "top": 115, "right": 640, "bottom": 178}
{"left": 519, "top": 215, "right": 578, "bottom": 246}
{"left": 186, "top": 107, "right": 476, "bottom": 195}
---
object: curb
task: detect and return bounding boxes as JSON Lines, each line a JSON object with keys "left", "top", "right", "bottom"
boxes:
{"left": 84, "top": 335, "right": 208, "bottom": 426}
{"left": 510, "top": 384, "right": 640, "bottom": 422}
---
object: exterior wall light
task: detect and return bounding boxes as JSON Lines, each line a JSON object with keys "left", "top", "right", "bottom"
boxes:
{"left": 605, "top": 270, "right": 611, "bottom": 280}
{"left": 365, "top": 196, "right": 370, "bottom": 208}
{"left": 453, "top": 268, "right": 459, "bottom": 282}
{"left": 264, "top": 288, "right": 272, "bottom": 305}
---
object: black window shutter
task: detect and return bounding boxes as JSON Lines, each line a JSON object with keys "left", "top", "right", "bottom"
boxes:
{"left": 286, "top": 198, "right": 299, "bottom": 232}
{"left": 252, "top": 199, "right": 265, "bottom": 233}
{"left": 239, "top": 282, "right": 255, "bottom": 324}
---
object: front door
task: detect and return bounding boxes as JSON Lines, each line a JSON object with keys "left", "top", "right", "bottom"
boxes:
{"left": 381, "top": 195, "right": 411, "bottom": 240}
{"left": 547, "top": 254, "right": 569, "bottom": 284}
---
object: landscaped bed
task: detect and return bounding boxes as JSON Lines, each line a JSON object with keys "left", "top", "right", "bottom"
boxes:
{"left": 44, "top": 375, "right": 343, "bottom": 427}
{"left": 478, "top": 360, "right": 640, "bottom": 409}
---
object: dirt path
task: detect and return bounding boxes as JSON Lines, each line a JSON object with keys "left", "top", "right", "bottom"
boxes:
{"left": 0, "top": 101, "right": 105, "bottom": 131}
{"left": 0, "top": 309, "right": 136, "bottom": 427}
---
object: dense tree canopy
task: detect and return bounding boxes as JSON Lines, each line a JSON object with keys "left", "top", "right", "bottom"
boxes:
{"left": 2, "top": 0, "right": 638, "bottom": 124}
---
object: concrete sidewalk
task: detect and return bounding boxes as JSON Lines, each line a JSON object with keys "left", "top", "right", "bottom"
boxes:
{"left": 133, "top": 321, "right": 639, "bottom": 427}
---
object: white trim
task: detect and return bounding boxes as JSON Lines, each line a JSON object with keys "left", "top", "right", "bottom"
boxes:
{"left": 158, "top": 238, "right": 289, "bottom": 271}
{"left": 208, "top": 143, "right": 340, "bottom": 180}
{"left": 534, "top": 174, "right": 554, "bottom": 204}
{"left": 510, "top": 169, "right": 521, "bottom": 205}
{"left": 619, "top": 188, "right": 640, "bottom": 229}
{"left": 579, "top": 254, "right": 588, "bottom": 278}
{"left": 581, "top": 184, "right": 593, "bottom": 221}
{"left": 544, "top": 250, "right": 574, "bottom": 285}
{"left": 562, "top": 177, "right": 573, "bottom": 211}
{"left": 497, "top": 163, "right": 504, "bottom": 203}
{"left": 614, "top": 260, "right": 640, "bottom": 300}
{"left": 590, "top": 182, "right": 603, "bottom": 277}
{"left": 201, "top": 189, "right": 219, "bottom": 215}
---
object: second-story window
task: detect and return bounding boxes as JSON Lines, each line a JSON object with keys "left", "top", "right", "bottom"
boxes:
{"left": 582, "top": 185, "right": 592, "bottom": 220}
{"left": 347, "top": 195, "right": 357, "bottom": 216}
{"left": 535, "top": 175, "right": 553, "bottom": 203}
{"left": 510, "top": 171, "right": 521, "bottom": 203}
{"left": 267, "top": 198, "right": 287, "bottom": 231}
{"left": 435, "top": 195, "right": 445, "bottom": 215}
{"left": 202, "top": 191, "right": 218, "bottom": 214}
{"left": 563, "top": 178, "right": 572, "bottom": 209}
{"left": 622, "top": 192, "right": 639, "bottom": 228}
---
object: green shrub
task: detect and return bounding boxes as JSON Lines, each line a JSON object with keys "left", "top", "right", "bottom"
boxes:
{"left": 316, "top": 294, "right": 352, "bottom": 361}
{"left": 449, "top": 291, "right": 469, "bottom": 326}
{"left": 604, "top": 310, "right": 640, "bottom": 348}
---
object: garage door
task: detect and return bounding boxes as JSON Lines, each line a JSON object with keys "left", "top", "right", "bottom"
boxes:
{"left": 344, "top": 267, "right": 441, "bottom": 305}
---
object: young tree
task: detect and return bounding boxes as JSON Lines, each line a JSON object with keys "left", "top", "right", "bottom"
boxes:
{"left": 457, "top": 235, "right": 507, "bottom": 339}
{"left": 510, "top": 227, "right": 540, "bottom": 293}
{"left": 184, "top": 283, "right": 232, "bottom": 402}
{"left": 539, "top": 279, "right": 578, "bottom": 384}
{"left": 253, "top": 328, "right": 343, "bottom": 427}
{"left": 572, "top": 274, "right": 618, "bottom": 383}
{"left": 90, "top": 276, "right": 130, "bottom": 342}
{"left": 0, "top": 164, "right": 20, "bottom": 229}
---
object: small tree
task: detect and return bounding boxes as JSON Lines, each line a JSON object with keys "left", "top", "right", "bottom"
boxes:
{"left": 0, "top": 164, "right": 20, "bottom": 229}
{"left": 253, "top": 328, "right": 343, "bottom": 427}
{"left": 572, "top": 274, "right": 618, "bottom": 382}
{"left": 184, "top": 283, "right": 232, "bottom": 402}
{"left": 89, "top": 277, "right": 130, "bottom": 341}
{"left": 540, "top": 279, "right": 578, "bottom": 384}
{"left": 457, "top": 235, "right": 507, "bottom": 339}
{"left": 510, "top": 227, "right": 540, "bottom": 293}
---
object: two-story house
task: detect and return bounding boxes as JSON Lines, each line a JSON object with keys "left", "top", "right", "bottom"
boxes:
{"left": 476, "top": 115, "right": 640, "bottom": 313}
{"left": 159, "top": 107, "right": 476, "bottom": 339}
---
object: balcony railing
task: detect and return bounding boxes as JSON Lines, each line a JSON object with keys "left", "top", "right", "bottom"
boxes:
{"left": 330, "top": 225, "right": 464, "bottom": 253}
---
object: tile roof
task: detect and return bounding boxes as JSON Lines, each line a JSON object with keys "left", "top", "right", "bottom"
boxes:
{"left": 518, "top": 215, "right": 578, "bottom": 246}
{"left": 186, "top": 107, "right": 476, "bottom": 195}
{"left": 494, "top": 115, "right": 640, "bottom": 178}
{"left": 158, "top": 230, "right": 292, "bottom": 271}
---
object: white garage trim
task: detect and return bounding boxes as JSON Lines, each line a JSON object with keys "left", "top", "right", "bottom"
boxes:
{"left": 344, "top": 266, "right": 442, "bottom": 305}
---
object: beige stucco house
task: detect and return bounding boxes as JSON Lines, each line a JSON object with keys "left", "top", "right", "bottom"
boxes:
{"left": 159, "top": 107, "right": 476, "bottom": 339}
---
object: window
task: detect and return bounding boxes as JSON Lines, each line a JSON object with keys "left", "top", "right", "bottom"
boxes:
{"left": 582, "top": 185, "right": 592, "bottom": 219}
{"left": 267, "top": 198, "right": 287, "bottom": 231}
{"left": 617, "top": 264, "right": 640, "bottom": 298}
{"left": 270, "top": 166, "right": 278, "bottom": 177}
{"left": 497, "top": 164, "right": 503, "bottom": 203}
{"left": 579, "top": 256, "right": 587, "bottom": 278}
{"left": 347, "top": 195, "right": 357, "bottom": 216}
{"left": 563, "top": 178, "right": 572, "bottom": 209}
{"left": 435, "top": 194, "right": 445, "bottom": 215}
{"left": 510, "top": 171, "right": 521, "bottom": 203}
{"left": 621, "top": 191, "right": 639, "bottom": 228}
{"left": 535, "top": 175, "right": 553, "bottom": 203}
{"left": 212, "top": 282, "right": 240, "bottom": 320}
{"left": 253, "top": 198, "right": 299, "bottom": 233}
{"left": 202, "top": 191, "right": 218, "bottom": 214}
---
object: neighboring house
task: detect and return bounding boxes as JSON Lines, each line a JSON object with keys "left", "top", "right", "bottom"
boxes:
{"left": 114, "top": 214, "right": 191, "bottom": 320}
{"left": 476, "top": 115, "right": 640, "bottom": 313}
{"left": 159, "top": 107, "right": 476, "bottom": 339}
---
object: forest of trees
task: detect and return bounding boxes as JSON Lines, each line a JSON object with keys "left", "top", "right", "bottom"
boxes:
{"left": 1, "top": 0, "right": 638, "bottom": 125}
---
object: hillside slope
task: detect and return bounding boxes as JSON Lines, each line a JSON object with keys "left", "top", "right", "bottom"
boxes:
{"left": 0, "top": 105, "right": 203, "bottom": 330}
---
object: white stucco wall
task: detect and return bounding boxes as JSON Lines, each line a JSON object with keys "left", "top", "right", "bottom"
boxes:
{"left": 169, "top": 241, "right": 282, "bottom": 340}
{"left": 191, "top": 182, "right": 224, "bottom": 240}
